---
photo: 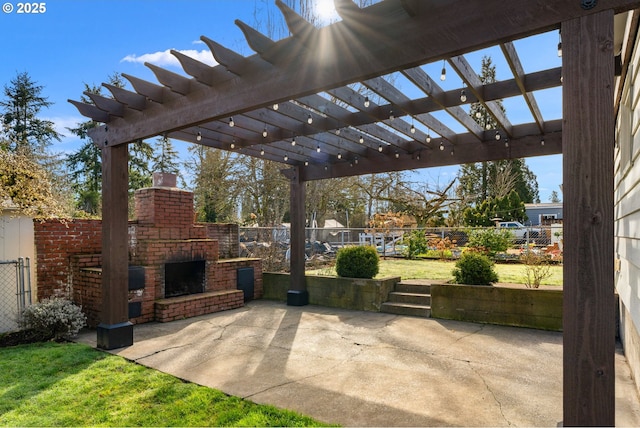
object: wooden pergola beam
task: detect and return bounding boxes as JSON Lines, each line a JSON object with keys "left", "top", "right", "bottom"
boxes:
{"left": 86, "top": 0, "right": 640, "bottom": 147}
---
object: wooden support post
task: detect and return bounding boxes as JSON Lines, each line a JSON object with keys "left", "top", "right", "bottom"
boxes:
{"left": 97, "top": 143, "right": 133, "bottom": 349}
{"left": 562, "top": 10, "right": 615, "bottom": 426}
{"left": 287, "top": 166, "right": 308, "bottom": 306}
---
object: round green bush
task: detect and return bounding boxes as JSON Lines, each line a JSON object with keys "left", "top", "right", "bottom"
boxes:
{"left": 452, "top": 251, "right": 499, "bottom": 285}
{"left": 335, "top": 245, "right": 380, "bottom": 279}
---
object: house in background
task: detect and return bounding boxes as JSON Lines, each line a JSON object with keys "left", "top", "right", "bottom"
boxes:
{"left": 524, "top": 203, "right": 563, "bottom": 226}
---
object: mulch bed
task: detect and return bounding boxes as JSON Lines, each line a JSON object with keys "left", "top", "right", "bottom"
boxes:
{"left": 0, "top": 329, "right": 51, "bottom": 347}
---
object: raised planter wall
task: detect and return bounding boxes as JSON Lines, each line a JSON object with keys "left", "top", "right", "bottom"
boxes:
{"left": 430, "top": 284, "right": 563, "bottom": 331}
{"left": 263, "top": 273, "right": 399, "bottom": 312}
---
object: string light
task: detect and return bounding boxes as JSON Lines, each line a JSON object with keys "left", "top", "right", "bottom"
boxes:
{"left": 504, "top": 140, "right": 509, "bottom": 148}
{"left": 230, "top": 141, "right": 235, "bottom": 149}
{"left": 260, "top": 146, "right": 265, "bottom": 156}
{"left": 273, "top": 103, "right": 279, "bottom": 110}
{"left": 337, "top": 152, "right": 342, "bottom": 159}
{"left": 557, "top": 30, "right": 562, "bottom": 57}
{"left": 439, "top": 142, "right": 444, "bottom": 151}
{"left": 262, "top": 126, "right": 268, "bottom": 138}
{"left": 307, "top": 114, "right": 313, "bottom": 124}
{"left": 304, "top": 159, "right": 309, "bottom": 166}
{"left": 354, "top": 157, "right": 359, "bottom": 165}
{"left": 475, "top": 111, "right": 482, "bottom": 119}
{"left": 364, "top": 96, "right": 370, "bottom": 108}
{"left": 335, "top": 128, "right": 341, "bottom": 135}
{"left": 426, "top": 132, "right": 431, "bottom": 143}
{"left": 359, "top": 135, "right": 364, "bottom": 144}
{"left": 450, "top": 149, "right": 455, "bottom": 156}
{"left": 541, "top": 138, "right": 545, "bottom": 146}
{"left": 389, "top": 110, "right": 395, "bottom": 121}
{"left": 460, "top": 88, "right": 467, "bottom": 103}
{"left": 410, "top": 123, "right": 416, "bottom": 134}
{"left": 229, "top": 117, "right": 234, "bottom": 127}
{"left": 395, "top": 151, "right": 400, "bottom": 159}
{"left": 416, "top": 152, "right": 420, "bottom": 160}
{"left": 378, "top": 145, "right": 383, "bottom": 152}
{"left": 316, "top": 145, "right": 321, "bottom": 153}
{"left": 495, "top": 130, "right": 501, "bottom": 141}
{"left": 440, "top": 60, "right": 446, "bottom": 81}
{"left": 284, "top": 153, "right": 288, "bottom": 161}
{"left": 196, "top": 131, "right": 202, "bottom": 142}
{"left": 291, "top": 136, "right": 296, "bottom": 146}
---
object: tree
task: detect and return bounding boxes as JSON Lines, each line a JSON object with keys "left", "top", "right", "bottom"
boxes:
{"left": 0, "top": 146, "right": 65, "bottom": 218}
{"left": 0, "top": 72, "right": 60, "bottom": 158}
{"left": 549, "top": 190, "right": 561, "bottom": 203}
{"left": 457, "top": 57, "right": 540, "bottom": 208}
{"left": 187, "top": 145, "right": 239, "bottom": 223}
{"left": 463, "top": 190, "right": 527, "bottom": 227}
{"left": 152, "top": 135, "right": 181, "bottom": 175}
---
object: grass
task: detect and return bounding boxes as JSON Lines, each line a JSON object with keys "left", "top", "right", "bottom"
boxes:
{"left": 309, "top": 258, "right": 563, "bottom": 286}
{"left": 0, "top": 342, "right": 331, "bottom": 427}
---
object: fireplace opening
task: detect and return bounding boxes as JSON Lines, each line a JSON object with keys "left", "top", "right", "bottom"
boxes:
{"left": 164, "top": 260, "right": 205, "bottom": 298}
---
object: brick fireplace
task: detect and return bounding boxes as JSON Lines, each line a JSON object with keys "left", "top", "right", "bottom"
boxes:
{"left": 37, "top": 173, "right": 262, "bottom": 327}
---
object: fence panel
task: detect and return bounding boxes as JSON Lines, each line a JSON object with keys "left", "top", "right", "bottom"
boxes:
{"left": 0, "top": 258, "right": 32, "bottom": 333}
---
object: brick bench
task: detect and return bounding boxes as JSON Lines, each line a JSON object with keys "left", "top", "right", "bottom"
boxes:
{"left": 154, "top": 289, "right": 244, "bottom": 322}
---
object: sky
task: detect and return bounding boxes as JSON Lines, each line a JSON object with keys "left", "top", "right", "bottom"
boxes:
{"left": 0, "top": 0, "right": 563, "bottom": 203}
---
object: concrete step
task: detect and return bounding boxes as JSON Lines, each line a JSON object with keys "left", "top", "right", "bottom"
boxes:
{"left": 387, "top": 291, "right": 431, "bottom": 306}
{"left": 381, "top": 302, "right": 431, "bottom": 318}
{"left": 395, "top": 283, "right": 431, "bottom": 294}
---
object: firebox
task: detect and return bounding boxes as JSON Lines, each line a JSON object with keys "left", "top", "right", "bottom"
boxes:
{"left": 164, "top": 260, "right": 205, "bottom": 298}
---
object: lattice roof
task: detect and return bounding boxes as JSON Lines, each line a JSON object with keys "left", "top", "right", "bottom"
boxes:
{"left": 69, "top": 0, "right": 639, "bottom": 181}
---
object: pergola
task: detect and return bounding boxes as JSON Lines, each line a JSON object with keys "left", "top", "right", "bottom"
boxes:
{"left": 71, "top": 0, "right": 640, "bottom": 425}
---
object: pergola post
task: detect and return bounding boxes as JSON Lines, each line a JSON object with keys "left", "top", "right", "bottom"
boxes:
{"left": 97, "top": 143, "right": 133, "bottom": 349}
{"left": 287, "top": 165, "right": 308, "bottom": 306}
{"left": 562, "top": 10, "right": 615, "bottom": 426}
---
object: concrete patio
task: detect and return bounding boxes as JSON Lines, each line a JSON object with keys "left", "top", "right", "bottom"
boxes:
{"left": 76, "top": 300, "right": 640, "bottom": 426}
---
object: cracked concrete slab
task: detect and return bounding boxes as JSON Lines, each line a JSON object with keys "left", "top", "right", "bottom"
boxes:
{"left": 76, "top": 300, "right": 640, "bottom": 427}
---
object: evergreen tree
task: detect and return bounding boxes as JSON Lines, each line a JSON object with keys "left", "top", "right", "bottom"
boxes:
{"left": 0, "top": 71, "right": 61, "bottom": 157}
{"left": 463, "top": 190, "right": 526, "bottom": 226}
{"left": 152, "top": 135, "right": 181, "bottom": 175}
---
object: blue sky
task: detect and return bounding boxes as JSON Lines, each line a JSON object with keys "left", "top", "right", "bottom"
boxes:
{"left": 0, "top": 0, "right": 563, "bottom": 202}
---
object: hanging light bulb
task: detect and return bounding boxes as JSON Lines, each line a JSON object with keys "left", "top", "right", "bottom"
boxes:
{"left": 196, "top": 131, "right": 202, "bottom": 142}
{"left": 260, "top": 146, "right": 265, "bottom": 156}
{"left": 450, "top": 149, "right": 455, "bottom": 156}
{"left": 364, "top": 96, "right": 370, "bottom": 108}
{"left": 485, "top": 123, "right": 492, "bottom": 130}
{"left": 395, "top": 151, "right": 400, "bottom": 159}
{"left": 230, "top": 141, "right": 235, "bottom": 149}
{"left": 439, "top": 142, "right": 444, "bottom": 151}
{"left": 335, "top": 128, "right": 341, "bottom": 135}
{"left": 262, "top": 126, "right": 268, "bottom": 138}
{"left": 541, "top": 138, "right": 545, "bottom": 146}
{"left": 378, "top": 145, "right": 383, "bottom": 152}
{"left": 304, "top": 159, "right": 309, "bottom": 166}
{"left": 557, "top": 30, "right": 562, "bottom": 57}
{"left": 460, "top": 88, "right": 467, "bottom": 103}
{"left": 337, "top": 152, "right": 342, "bottom": 159}
{"left": 504, "top": 140, "right": 509, "bottom": 148}
{"left": 426, "top": 132, "right": 431, "bottom": 143}
{"left": 475, "top": 111, "right": 482, "bottom": 119}
{"left": 273, "top": 103, "right": 279, "bottom": 110}
{"left": 440, "top": 60, "right": 446, "bottom": 81}
{"left": 389, "top": 110, "right": 395, "bottom": 121}
{"left": 284, "top": 153, "right": 288, "bottom": 161}
{"left": 307, "top": 114, "right": 313, "bottom": 124}
{"left": 410, "top": 123, "right": 416, "bottom": 134}
{"left": 291, "top": 136, "right": 296, "bottom": 146}
{"left": 229, "top": 117, "right": 234, "bottom": 127}
{"left": 495, "top": 130, "right": 501, "bottom": 140}
{"left": 316, "top": 145, "right": 321, "bottom": 153}
{"left": 416, "top": 152, "right": 421, "bottom": 160}
{"left": 359, "top": 135, "right": 364, "bottom": 144}
{"left": 354, "top": 157, "right": 359, "bottom": 165}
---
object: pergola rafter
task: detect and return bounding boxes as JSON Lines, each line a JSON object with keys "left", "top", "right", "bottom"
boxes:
{"left": 69, "top": 1, "right": 640, "bottom": 425}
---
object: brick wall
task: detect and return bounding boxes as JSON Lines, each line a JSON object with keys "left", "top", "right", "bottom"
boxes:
{"left": 214, "top": 258, "right": 263, "bottom": 299}
{"left": 34, "top": 219, "right": 102, "bottom": 300}
{"left": 135, "top": 187, "right": 194, "bottom": 227}
{"left": 202, "top": 223, "right": 240, "bottom": 258}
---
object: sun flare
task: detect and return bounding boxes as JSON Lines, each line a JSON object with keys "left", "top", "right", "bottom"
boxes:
{"left": 314, "top": 0, "right": 339, "bottom": 24}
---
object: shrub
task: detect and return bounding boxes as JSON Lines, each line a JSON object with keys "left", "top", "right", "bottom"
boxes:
{"left": 467, "top": 228, "right": 513, "bottom": 256}
{"left": 402, "top": 230, "right": 429, "bottom": 259}
{"left": 335, "top": 245, "right": 380, "bottom": 279}
{"left": 428, "top": 236, "right": 457, "bottom": 260}
{"left": 19, "top": 298, "right": 87, "bottom": 341}
{"left": 521, "top": 251, "right": 552, "bottom": 288}
{"left": 452, "top": 251, "right": 499, "bottom": 285}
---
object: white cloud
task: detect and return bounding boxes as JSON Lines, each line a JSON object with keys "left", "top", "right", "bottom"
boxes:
{"left": 121, "top": 49, "right": 217, "bottom": 68}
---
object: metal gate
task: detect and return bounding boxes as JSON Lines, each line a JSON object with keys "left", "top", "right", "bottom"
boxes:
{"left": 0, "top": 258, "right": 32, "bottom": 333}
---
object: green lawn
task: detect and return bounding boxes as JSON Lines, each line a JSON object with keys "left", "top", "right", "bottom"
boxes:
{"left": 309, "top": 258, "right": 563, "bottom": 286}
{"left": 0, "top": 342, "right": 331, "bottom": 427}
